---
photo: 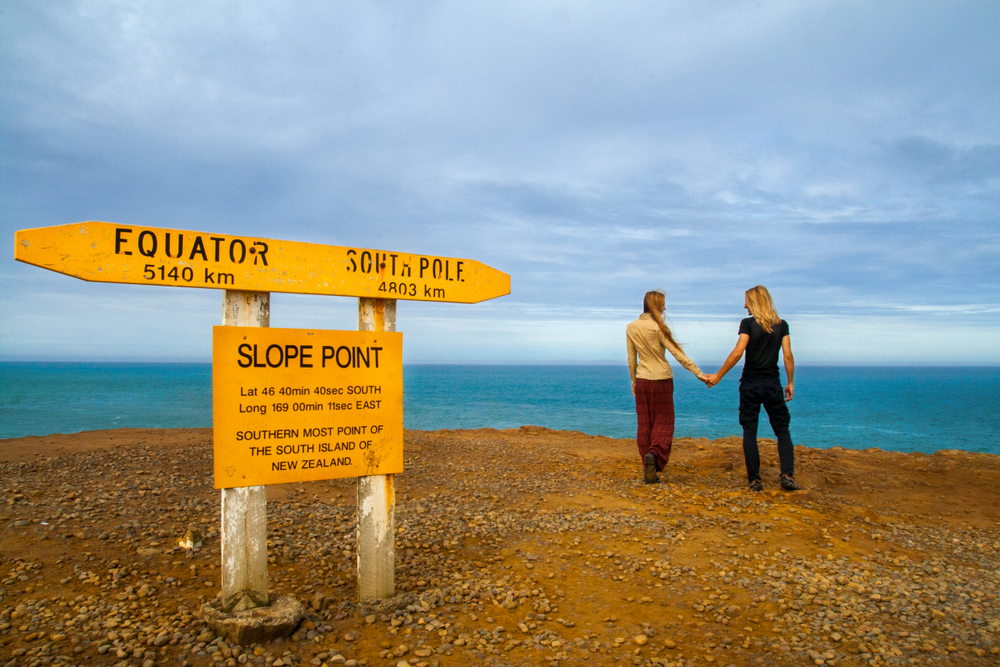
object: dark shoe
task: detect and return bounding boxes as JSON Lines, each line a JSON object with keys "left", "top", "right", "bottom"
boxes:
{"left": 780, "top": 475, "right": 802, "bottom": 491}
{"left": 643, "top": 453, "right": 660, "bottom": 484}
{"left": 748, "top": 479, "right": 763, "bottom": 492}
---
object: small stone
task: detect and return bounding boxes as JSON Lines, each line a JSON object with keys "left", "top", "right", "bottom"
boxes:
{"left": 178, "top": 529, "right": 203, "bottom": 550}
{"left": 663, "top": 639, "right": 677, "bottom": 649}
{"left": 634, "top": 635, "right": 648, "bottom": 646}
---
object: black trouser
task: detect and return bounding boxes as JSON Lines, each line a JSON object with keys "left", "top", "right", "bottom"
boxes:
{"left": 739, "top": 374, "right": 794, "bottom": 481}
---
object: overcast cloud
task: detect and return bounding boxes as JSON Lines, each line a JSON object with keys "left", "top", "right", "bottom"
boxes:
{"left": 1, "top": 1, "right": 998, "bottom": 364}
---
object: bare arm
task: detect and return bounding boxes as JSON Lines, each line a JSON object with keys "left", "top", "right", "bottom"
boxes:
{"left": 782, "top": 335, "right": 794, "bottom": 401}
{"left": 705, "top": 334, "right": 749, "bottom": 387}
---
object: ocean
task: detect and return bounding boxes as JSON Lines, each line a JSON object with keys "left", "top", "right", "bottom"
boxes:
{"left": 1, "top": 363, "right": 998, "bottom": 456}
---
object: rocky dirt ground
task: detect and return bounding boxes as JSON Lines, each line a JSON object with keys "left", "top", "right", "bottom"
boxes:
{"left": 1, "top": 426, "right": 999, "bottom": 667}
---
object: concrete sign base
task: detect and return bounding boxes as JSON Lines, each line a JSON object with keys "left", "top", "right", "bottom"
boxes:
{"left": 201, "top": 595, "right": 305, "bottom": 646}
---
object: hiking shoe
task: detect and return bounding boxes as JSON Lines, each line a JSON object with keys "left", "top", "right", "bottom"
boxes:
{"left": 780, "top": 475, "right": 802, "bottom": 491}
{"left": 748, "top": 479, "right": 763, "bottom": 492}
{"left": 643, "top": 453, "right": 660, "bottom": 484}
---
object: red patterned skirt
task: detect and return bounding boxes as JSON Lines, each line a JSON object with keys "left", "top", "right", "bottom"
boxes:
{"left": 634, "top": 378, "right": 675, "bottom": 470}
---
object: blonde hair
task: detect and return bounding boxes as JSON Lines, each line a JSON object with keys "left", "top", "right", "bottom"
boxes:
{"left": 745, "top": 285, "right": 780, "bottom": 333}
{"left": 643, "top": 290, "right": 684, "bottom": 351}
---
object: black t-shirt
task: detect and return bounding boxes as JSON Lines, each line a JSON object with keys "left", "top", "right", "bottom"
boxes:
{"left": 739, "top": 317, "right": 789, "bottom": 378}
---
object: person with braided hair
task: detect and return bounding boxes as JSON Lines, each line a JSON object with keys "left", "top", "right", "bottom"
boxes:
{"left": 626, "top": 290, "right": 710, "bottom": 484}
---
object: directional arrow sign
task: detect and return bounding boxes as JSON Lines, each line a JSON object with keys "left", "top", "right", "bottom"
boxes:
{"left": 15, "top": 221, "right": 510, "bottom": 304}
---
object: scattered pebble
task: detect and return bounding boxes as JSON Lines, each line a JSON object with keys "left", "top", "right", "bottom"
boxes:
{"left": 0, "top": 428, "right": 997, "bottom": 666}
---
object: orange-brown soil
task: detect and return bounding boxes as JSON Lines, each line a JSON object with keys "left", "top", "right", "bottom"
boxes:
{"left": 1, "top": 427, "right": 999, "bottom": 667}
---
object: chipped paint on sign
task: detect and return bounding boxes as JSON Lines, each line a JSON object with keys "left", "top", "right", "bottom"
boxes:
{"left": 15, "top": 221, "right": 510, "bottom": 304}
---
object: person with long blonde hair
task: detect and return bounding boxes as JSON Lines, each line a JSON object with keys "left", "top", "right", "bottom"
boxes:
{"left": 705, "top": 285, "right": 801, "bottom": 491}
{"left": 627, "top": 290, "right": 709, "bottom": 484}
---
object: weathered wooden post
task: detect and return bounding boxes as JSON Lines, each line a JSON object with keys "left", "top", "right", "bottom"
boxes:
{"left": 220, "top": 290, "right": 270, "bottom": 612}
{"left": 357, "top": 298, "right": 396, "bottom": 601}
{"left": 14, "top": 222, "right": 509, "bottom": 614}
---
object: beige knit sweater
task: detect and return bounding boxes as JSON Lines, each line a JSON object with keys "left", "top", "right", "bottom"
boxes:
{"left": 626, "top": 313, "right": 702, "bottom": 385}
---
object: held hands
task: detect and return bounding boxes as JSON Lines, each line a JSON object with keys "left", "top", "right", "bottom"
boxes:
{"left": 699, "top": 373, "right": 791, "bottom": 397}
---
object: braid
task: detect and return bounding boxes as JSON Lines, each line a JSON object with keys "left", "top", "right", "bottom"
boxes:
{"left": 643, "top": 291, "right": 684, "bottom": 352}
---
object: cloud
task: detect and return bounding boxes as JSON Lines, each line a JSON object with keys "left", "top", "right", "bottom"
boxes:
{"left": 1, "top": 1, "right": 998, "bottom": 364}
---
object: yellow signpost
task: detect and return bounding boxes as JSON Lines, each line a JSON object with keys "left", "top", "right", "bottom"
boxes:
{"left": 13, "top": 219, "right": 509, "bottom": 613}
{"left": 212, "top": 327, "right": 403, "bottom": 488}
{"left": 14, "top": 221, "right": 510, "bottom": 303}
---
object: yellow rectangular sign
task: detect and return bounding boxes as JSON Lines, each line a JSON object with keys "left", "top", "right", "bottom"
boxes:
{"left": 15, "top": 221, "right": 509, "bottom": 304}
{"left": 212, "top": 327, "right": 403, "bottom": 488}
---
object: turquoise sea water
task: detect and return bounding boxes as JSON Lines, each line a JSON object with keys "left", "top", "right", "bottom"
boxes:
{"left": 1, "top": 363, "right": 998, "bottom": 455}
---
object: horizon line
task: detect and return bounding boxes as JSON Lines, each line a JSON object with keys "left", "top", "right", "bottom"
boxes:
{"left": 1, "top": 357, "right": 998, "bottom": 369}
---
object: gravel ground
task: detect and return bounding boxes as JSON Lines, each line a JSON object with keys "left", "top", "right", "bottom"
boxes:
{"left": 1, "top": 426, "right": 998, "bottom": 667}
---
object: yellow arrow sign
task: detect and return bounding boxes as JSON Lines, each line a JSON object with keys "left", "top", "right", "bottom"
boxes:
{"left": 14, "top": 221, "right": 510, "bottom": 304}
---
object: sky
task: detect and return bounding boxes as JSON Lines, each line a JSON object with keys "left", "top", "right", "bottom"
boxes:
{"left": 1, "top": 1, "right": 998, "bottom": 365}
